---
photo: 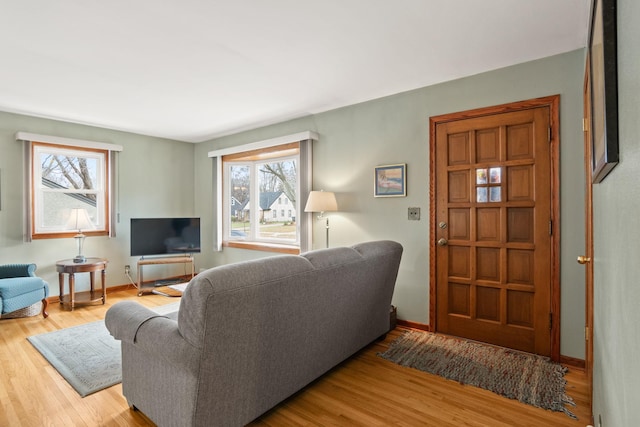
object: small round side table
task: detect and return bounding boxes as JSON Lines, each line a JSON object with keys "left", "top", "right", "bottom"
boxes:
{"left": 56, "top": 257, "right": 108, "bottom": 310}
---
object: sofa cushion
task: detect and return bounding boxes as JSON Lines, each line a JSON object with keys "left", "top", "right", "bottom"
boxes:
{"left": 2, "top": 289, "right": 44, "bottom": 314}
{"left": 178, "top": 255, "right": 314, "bottom": 349}
{"left": 105, "top": 300, "right": 171, "bottom": 344}
{"left": 301, "top": 246, "right": 363, "bottom": 269}
{"left": 0, "top": 277, "right": 47, "bottom": 298}
{"left": 0, "top": 263, "right": 36, "bottom": 279}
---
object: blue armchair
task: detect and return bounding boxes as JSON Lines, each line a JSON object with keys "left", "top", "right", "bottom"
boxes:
{"left": 0, "top": 263, "right": 49, "bottom": 318}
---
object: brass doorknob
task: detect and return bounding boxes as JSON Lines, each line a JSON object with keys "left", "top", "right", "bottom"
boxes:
{"left": 437, "top": 238, "right": 448, "bottom": 246}
{"left": 577, "top": 256, "right": 591, "bottom": 264}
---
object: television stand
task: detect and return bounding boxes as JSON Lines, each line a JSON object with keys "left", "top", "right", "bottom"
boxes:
{"left": 136, "top": 256, "right": 194, "bottom": 296}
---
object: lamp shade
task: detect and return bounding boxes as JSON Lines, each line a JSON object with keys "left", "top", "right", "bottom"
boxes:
{"left": 66, "top": 208, "right": 94, "bottom": 232}
{"left": 304, "top": 191, "right": 338, "bottom": 213}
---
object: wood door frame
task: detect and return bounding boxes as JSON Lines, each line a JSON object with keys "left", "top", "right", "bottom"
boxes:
{"left": 429, "top": 95, "right": 561, "bottom": 361}
{"left": 583, "top": 56, "right": 595, "bottom": 411}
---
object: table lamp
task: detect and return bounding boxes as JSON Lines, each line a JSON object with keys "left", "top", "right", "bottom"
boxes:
{"left": 66, "top": 208, "right": 94, "bottom": 263}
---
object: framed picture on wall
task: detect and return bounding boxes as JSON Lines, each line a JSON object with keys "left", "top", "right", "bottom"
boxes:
{"left": 374, "top": 164, "right": 406, "bottom": 197}
{"left": 589, "top": 0, "right": 619, "bottom": 183}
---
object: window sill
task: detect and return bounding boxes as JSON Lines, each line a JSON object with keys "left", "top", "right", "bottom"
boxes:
{"left": 32, "top": 230, "right": 110, "bottom": 240}
{"left": 223, "top": 240, "right": 300, "bottom": 255}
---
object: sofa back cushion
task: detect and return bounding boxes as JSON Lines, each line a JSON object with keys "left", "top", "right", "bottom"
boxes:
{"left": 178, "top": 254, "right": 314, "bottom": 348}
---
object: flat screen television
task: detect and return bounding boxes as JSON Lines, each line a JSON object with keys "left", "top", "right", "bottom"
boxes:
{"left": 130, "top": 217, "right": 201, "bottom": 257}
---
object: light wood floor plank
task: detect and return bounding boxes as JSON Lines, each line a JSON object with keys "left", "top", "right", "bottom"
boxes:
{"left": 0, "top": 289, "right": 591, "bottom": 426}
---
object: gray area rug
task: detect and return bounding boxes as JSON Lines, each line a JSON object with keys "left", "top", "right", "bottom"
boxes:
{"left": 27, "top": 301, "right": 180, "bottom": 397}
{"left": 378, "top": 330, "right": 577, "bottom": 419}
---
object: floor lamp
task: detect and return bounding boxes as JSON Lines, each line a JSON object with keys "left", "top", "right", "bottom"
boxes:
{"left": 304, "top": 190, "right": 338, "bottom": 248}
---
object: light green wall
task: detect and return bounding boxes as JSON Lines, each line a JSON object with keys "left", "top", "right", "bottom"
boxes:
{"left": 195, "top": 49, "right": 587, "bottom": 359}
{"left": 0, "top": 50, "right": 587, "bottom": 361}
{"left": 0, "top": 112, "right": 197, "bottom": 290}
{"left": 591, "top": 0, "right": 640, "bottom": 424}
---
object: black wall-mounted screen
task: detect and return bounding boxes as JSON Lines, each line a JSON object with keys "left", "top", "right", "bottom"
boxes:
{"left": 130, "top": 217, "right": 201, "bottom": 257}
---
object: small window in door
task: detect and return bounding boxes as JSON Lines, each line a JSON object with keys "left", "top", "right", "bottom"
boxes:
{"left": 476, "top": 167, "right": 502, "bottom": 203}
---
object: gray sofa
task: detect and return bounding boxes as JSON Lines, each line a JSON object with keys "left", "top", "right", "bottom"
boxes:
{"left": 106, "top": 240, "right": 403, "bottom": 427}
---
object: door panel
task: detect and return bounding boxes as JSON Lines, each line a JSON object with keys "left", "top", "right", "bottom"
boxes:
{"left": 432, "top": 103, "right": 555, "bottom": 357}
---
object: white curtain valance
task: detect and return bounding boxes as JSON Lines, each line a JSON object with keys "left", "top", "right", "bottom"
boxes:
{"left": 15, "top": 131, "right": 123, "bottom": 152}
{"left": 207, "top": 131, "right": 318, "bottom": 158}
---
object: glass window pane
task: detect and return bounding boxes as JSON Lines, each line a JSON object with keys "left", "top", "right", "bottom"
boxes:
{"left": 477, "top": 187, "right": 488, "bottom": 203}
{"left": 476, "top": 168, "right": 488, "bottom": 184}
{"left": 490, "top": 187, "right": 501, "bottom": 202}
{"left": 39, "top": 193, "right": 99, "bottom": 229}
{"left": 229, "top": 165, "right": 250, "bottom": 239}
{"left": 258, "top": 159, "right": 297, "bottom": 243}
{"left": 39, "top": 153, "right": 99, "bottom": 191}
{"left": 489, "top": 167, "right": 501, "bottom": 183}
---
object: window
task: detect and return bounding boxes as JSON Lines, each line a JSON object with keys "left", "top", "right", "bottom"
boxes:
{"left": 17, "top": 132, "right": 122, "bottom": 241}
{"left": 223, "top": 142, "right": 300, "bottom": 247}
{"left": 31, "top": 143, "right": 109, "bottom": 238}
{"left": 209, "top": 131, "right": 316, "bottom": 254}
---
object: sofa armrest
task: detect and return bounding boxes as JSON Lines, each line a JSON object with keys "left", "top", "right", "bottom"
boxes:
{"left": 105, "top": 301, "right": 199, "bottom": 368}
{"left": 0, "top": 263, "right": 37, "bottom": 279}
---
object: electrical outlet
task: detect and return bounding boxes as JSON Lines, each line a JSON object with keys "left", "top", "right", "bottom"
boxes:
{"left": 124, "top": 265, "right": 130, "bottom": 275}
{"left": 408, "top": 207, "right": 420, "bottom": 220}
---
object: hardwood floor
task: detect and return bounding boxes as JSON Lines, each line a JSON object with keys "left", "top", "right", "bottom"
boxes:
{"left": 0, "top": 289, "right": 591, "bottom": 426}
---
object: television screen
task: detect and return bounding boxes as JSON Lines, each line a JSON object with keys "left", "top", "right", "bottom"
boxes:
{"left": 130, "top": 217, "right": 201, "bottom": 257}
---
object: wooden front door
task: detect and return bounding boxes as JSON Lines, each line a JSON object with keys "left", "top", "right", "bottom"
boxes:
{"left": 430, "top": 96, "right": 560, "bottom": 358}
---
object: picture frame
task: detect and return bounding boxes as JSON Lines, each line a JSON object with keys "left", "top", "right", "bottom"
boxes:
{"left": 374, "top": 163, "right": 406, "bottom": 197}
{"left": 588, "top": 0, "right": 619, "bottom": 183}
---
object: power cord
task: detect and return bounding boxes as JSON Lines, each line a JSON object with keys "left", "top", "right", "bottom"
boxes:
{"left": 125, "top": 270, "right": 137, "bottom": 287}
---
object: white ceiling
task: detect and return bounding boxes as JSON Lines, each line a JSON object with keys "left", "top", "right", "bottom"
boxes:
{"left": 0, "top": 1, "right": 591, "bottom": 143}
